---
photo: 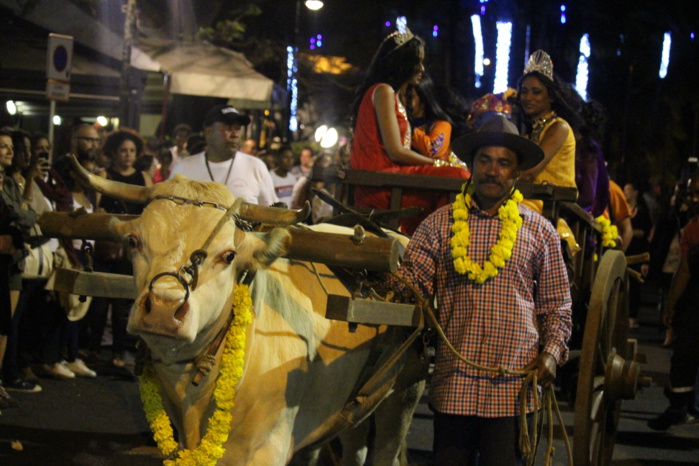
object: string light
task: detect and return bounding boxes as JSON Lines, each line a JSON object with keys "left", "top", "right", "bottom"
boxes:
{"left": 471, "top": 15, "right": 484, "bottom": 89}
{"left": 575, "top": 34, "right": 591, "bottom": 101}
{"left": 287, "top": 46, "right": 298, "bottom": 132}
{"left": 560, "top": 5, "right": 566, "bottom": 24}
{"left": 433, "top": 25, "right": 439, "bottom": 38}
{"left": 493, "top": 21, "right": 512, "bottom": 94}
{"left": 659, "top": 32, "right": 671, "bottom": 79}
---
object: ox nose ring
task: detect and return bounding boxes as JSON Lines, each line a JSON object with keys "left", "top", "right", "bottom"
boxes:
{"left": 147, "top": 268, "right": 192, "bottom": 312}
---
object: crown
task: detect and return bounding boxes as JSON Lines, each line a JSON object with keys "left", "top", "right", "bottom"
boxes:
{"left": 384, "top": 27, "right": 415, "bottom": 53}
{"left": 523, "top": 50, "right": 554, "bottom": 81}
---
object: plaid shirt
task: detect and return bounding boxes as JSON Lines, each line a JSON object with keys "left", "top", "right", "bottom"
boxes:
{"left": 399, "top": 201, "right": 572, "bottom": 417}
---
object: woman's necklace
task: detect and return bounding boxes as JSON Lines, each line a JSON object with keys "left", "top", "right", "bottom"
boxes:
{"left": 450, "top": 183, "right": 523, "bottom": 284}
{"left": 205, "top": 153, "right": 234, "bottom": 186}
{"left": 530, "top": 110, "right": 557, "bottom": 144}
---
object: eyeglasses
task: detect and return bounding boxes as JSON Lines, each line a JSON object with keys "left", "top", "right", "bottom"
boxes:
{"left": 76, "top": 137, "right": 101, "bottom": 144}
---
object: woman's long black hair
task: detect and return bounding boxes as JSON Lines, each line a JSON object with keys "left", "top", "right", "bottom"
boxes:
{"left": 409, "top": 74, "right": 452, "bottom": 127}
{"left": 350, "top": 33, "right": 425, "bottom": 127}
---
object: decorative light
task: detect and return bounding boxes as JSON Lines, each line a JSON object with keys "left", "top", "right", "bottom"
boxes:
{"left": 385, "top": 21, "right": 391, "bottom": 28}
{"left": 320, "top": 127, "right": 338, "bottom": 148}
{"left": 483, "top": 58, "right": 491, "bottom": 66}
{"left": 6, "top": 100, "right": 17, "bottom": 115}
{"left": 493, "top": 22, "right": 512, "bottom": 94}
{"left": 314, "top": 125, "right": 328, "bottom": 142}
{"left": 396, "top": 16, "right": 407, "bottom": 35}
{"left": 304, "top": 0, "right": 323, "bottom": 11}
{"left": 560, "top": 5, "right": 567, "bottom": 24}
{"left": 471, "top": 15, "right": 484, "bottom": 89}
{"left": 433, "top": 25, "right": 439, "bottom": 38}
{"left": 659, "top": 32, "right": 671, "bottom": 79}
{"left": 480, "top": 6, "right": 485, "bottom": 14}
{"left": 53, "top": 115, "right": 62, "bottom": 126}
{"left": 286, "top": 46, "right": 298, "bottom": 132}
{"left": 691, "top": 32, "right": 695, "bottom": 40}
{"left": 575, "top": 34, "right": 591, "bottom": 101}
{"left": 96, "top": 116, "right": 108, "bottom": 126}
{"left": 316, "top": 34, "right": 322, "bottom": 48}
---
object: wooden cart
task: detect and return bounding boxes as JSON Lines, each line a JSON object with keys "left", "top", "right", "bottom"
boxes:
{"left": 40, "top": 166, "right": 648, "bottom": 465}
{"left": 309, "top": 166, "right": 648, "bottom": 465}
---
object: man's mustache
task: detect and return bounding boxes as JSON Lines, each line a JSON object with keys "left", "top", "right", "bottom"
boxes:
{"left": 477, "top": 177, "right": 502, "bottom": 186}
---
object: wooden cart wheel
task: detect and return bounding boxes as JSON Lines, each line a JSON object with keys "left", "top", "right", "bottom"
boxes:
{"left": 573, "top": 250, "right": 631, "bottom": 466}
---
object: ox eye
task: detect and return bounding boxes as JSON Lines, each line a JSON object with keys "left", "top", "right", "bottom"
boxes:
{"left": 127, "top": 235, "right": 139, "bottom": 249}
{"left": 222, "top": 250, "right": 236, "bottom": 264}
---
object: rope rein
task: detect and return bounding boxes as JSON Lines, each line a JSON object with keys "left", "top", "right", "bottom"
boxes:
{"left": 391, "top": 273, "right": 573, "bottom": 466}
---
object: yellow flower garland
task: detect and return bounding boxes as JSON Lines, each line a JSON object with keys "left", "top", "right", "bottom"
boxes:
{"left": 450, "top": 187, "right": 523, "bottom": 284}
{"left": 595, "top": 215, "right": 619, "bottom": 248}
{"left": 139, "top": 284, "right": 253, "bottom": 466}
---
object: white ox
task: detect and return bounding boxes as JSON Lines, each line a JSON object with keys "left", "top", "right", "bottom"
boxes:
{"left": 71, "top": 159, "right": 425, "bottom": 465}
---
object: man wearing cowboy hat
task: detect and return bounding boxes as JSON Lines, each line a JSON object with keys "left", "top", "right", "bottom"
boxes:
{"left": 397, "top": 115, "right": 572, "bottom": 464}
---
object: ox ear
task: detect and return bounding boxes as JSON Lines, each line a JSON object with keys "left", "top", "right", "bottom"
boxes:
{"left": 252, "top": 227, "right": 291, "bottom": 269}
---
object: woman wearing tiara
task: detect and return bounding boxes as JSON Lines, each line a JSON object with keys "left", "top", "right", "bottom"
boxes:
{"left": 517, "top": 50, "right": 580, "bottom": 190}
{"left": 350, "top": 27, "right": 469, "bottom": 235}
{"left": 517, "top": 50, "right": 581, "bottom": 250}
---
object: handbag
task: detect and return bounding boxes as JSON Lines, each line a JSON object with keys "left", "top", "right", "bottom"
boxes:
{"left": 22, "top": 226, "right": 54, "bottom": 279}
{"left": 46, "top": 246, "right": 93, "bottom": 321}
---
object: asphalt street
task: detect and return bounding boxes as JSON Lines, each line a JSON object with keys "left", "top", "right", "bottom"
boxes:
{"left": 0, "top": 284, "right": 697, "bottom": 465}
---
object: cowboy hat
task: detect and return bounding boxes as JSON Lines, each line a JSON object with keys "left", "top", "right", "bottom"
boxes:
{"left": 451, "top": 114, "right": 544, "bottom": 171}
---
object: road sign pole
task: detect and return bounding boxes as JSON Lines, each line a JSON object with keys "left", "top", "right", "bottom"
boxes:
{"left": 48, "top": 99, "right": 56, "bottom": 152}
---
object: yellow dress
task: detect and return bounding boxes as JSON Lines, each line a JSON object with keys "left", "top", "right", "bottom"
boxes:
{"left": 521, "top": 114, "right": 579, "bottom": 252}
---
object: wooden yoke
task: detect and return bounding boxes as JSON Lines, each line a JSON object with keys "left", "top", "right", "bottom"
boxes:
{"left": 287, "top": 226, "right": 401, "bottom": 272}
{"left": 39, "top": 211, "right": 138, "bottom": 242}
{"left": 39, "top": 212, "right": 401, "bottom": 272}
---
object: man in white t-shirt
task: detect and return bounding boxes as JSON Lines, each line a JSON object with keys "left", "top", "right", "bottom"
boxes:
{"left": 269, "top": 146, "right": 296, "bottom": 207}
{"left": 170, "top": 105, "right": 278, "bottom": 206}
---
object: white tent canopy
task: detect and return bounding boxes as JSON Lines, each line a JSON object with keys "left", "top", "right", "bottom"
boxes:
{"left": 131, "top": 39, "right": 273, "bottom": 103}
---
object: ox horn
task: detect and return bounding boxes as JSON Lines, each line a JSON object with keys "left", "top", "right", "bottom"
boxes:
{"left": 237, "top": 201, "right": 311, "bottom": 225}
{"left": 69, "top": 154, "right": 151, "bottom": 204}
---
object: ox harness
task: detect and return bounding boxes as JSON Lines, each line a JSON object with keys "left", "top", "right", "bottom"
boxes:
{"left": 136, "top": 196, "right": 253, "bottom": 385}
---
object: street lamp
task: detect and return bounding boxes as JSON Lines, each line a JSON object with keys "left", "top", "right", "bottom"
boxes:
{"left": 315, "top": 125, "right": 338, "bottom": 148}
{"left": 305, "top": 0, "right": 323, "bottom": 10}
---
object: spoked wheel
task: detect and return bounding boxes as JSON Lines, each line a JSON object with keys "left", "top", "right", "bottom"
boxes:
{"left": 573, "top": 250, "right": 640, "bottom": 466}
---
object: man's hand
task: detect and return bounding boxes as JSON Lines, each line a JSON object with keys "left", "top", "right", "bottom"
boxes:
{"left": 28, "top": 153, "right": 50, "bottom": 180}
{"left": 523, "top": 352, "right": 557, "bottom": 387}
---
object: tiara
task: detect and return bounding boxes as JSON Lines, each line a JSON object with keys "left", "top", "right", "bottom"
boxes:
{"left": 523, "top": 50, "right": 554, "bottom": 81}
{"left": 384, "top": 27, "right": 415, "bottom": 53}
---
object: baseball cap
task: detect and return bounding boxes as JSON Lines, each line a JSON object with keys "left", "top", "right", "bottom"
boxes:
{"left": 203, "top": 105, "right": 251, "bottom": 128}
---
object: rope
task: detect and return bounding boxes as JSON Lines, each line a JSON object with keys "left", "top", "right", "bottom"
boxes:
{"left": 392, "top": 273, "right": 573, "bottom": 466}
{"left": 310, "top": 261, "right": 330, "bottom": 296}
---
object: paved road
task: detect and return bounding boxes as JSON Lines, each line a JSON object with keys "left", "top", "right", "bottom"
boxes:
{"left": 1, "top": 287, "right": 697, "bottom": 465}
